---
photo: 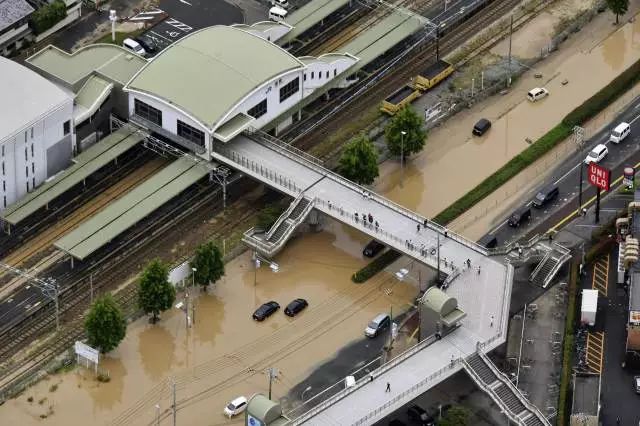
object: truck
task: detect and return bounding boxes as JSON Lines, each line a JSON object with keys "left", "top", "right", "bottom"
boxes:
{"left": 413, "top": 59, "right": 454, "bottom": 92}
{"left": 580, "top": 289, "right": 598, "bottom": 327}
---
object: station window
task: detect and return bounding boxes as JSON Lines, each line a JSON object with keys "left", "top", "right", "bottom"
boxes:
{"left": 31, "top": 144, "right": 34, "bottom": 157}
{"left": 1, "top": 146, "right": 4, "bottom": 157}
{"left": 279, "top": 77, "right": 300, "bottom": 103}
{"left": 32, "top": 177, "right": 35, "bottom": 189}
{"left": 24, "top": 147, "right": 27, "bottom": 161}
{"left": 177, "top": 120, "right": 205, "bottom": 146}
{"left": 26, "top": 181, "right": 29, "bottom": 192}
{"left": 2, "top": 181, "right": 5, "bottom": 192}
{"left": 25, "top": 166, "right": 28, "bottom": 177}
{"left": 326, "top": 71, "right": 329, "bottom": 79}
{"left": 334, "top": 69, "right": 337, "bottom": 77}
{"left": 24, "top": 131, "right": 27, "bottom": 142}
{"left": 311, "top": 71, "right": 314, "bottom": 79}
{"left": 247, "top": 99, "right": 267, "bottom": 119}
{"left": 63, "top": 120, "right": 70, "bottom": 136}
{"left": 31, "top": 163, "right": 34, "bottom": 174}
{"left": 30, "top": 128, "right": 33, "bottom": 139}
{"left": 2, "top": 162, "right": 4, "bottom": 175}
{"left": 134, "top": 99, "right": 163, "bottom": 126}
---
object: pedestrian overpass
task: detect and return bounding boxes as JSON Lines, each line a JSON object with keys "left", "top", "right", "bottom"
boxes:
{"left": 205, "top": 129, "right": 558, "bottom": 425}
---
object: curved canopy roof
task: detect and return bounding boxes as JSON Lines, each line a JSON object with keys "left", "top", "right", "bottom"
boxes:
{"left": 125, "top": 26, "right": 305, "bottom": 131}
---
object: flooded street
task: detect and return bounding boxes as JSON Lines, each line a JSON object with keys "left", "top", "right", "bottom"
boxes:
{"left": 378, "top": 11, "right": 640, "bottom": 239}
{"left": 1, "top": 219, "right": 416, "bottom": 425}
{"left": 4, "top": 4, "right": 640, "bottom": 426}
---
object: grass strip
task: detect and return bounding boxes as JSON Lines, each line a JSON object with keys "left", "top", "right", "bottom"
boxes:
{"left": 556, "top": 261, "right": 578, "bottom": 426}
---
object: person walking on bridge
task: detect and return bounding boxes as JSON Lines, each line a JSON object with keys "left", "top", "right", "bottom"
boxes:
{"left": 385, "top": 382, "right": 391, "bottom": 392}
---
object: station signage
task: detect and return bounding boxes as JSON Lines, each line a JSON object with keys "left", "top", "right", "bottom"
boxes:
{"left": 74, "top": 341, "right": 99, "bottom": 364}
{"left": 588, "top": 163, "right": 611, "bottom": 191}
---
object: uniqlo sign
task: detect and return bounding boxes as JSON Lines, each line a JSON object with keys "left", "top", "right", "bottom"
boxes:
{"left": 588, "top": 163, "right": 611, "bottom": 191}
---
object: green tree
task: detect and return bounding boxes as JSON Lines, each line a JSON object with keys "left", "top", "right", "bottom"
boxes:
{"left": 85, "top": 294, "right": 127, "bottom": 353}
{"left": 29, "top": 0, "right": 67, "bottom": 35}
{"left": 338, "top": 135, "right": 379, "bottom": 185}
{"left": 385, "top": 107, "right": 427, "bottom": 159}
{"left": 257, "top": 204, "right": 285, "bottom": 230}
{"left": 191, "top": 241, "right": 225, "bottom": 289}
{"left": 606, "top": 0, "right": 629, "bottom": 24}
{"left": 437, "top": 406, "right": 470, "bottom": 426}
{"left": 137, "top": 259, "right": 175, "bottom": 323}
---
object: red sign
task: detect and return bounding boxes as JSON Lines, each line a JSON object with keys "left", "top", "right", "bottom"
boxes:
{"left": 588, "top": 163, "right": 611, "bottom": 191}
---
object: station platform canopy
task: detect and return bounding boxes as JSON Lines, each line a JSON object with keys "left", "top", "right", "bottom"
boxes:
{"left": 1, "top": 128, "right": 143, "bottom": 226}
{"left": 280, "top": 0, "right": 351, "bottom": 44}
{"left": 54, "top": 156, "right": 211, "bottom": 261}
{"left": 341, "top": 9, "right": 425, "bottom": 69}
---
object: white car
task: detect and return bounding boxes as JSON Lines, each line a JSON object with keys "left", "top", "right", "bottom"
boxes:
{"left": 584, "top": 144, "right": 608, "bottom": 165}
{"left": 224, "top": 396, "right": 247, "bottom": 418}
{"left": 527, "top": 87, "right": 549, "bottom": 102}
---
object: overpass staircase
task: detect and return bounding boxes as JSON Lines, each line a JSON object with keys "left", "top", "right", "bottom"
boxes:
{"left": 243, "top": 193, "right": 315, "bottom": 258}
{"left": 463, "top": 351, "right": 550, "bottom": 426}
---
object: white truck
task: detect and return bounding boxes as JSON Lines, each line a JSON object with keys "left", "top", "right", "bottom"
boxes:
{"left": 581, "top": 289, "right": 598, "bottom": 327}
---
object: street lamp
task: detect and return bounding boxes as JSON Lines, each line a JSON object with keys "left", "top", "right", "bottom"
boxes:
{"left": 301, "top": 386, "right": 313, "bottom": 401}
{"left": 191, "top": 267, "right": 197, "bottom": 291}
{"left": 155, "top": 404, "right": 160, "bottom": 426}
{"left": 253, "top": 251, "right": 280, "bottom": 286}
{"left": 400, "top": 130, "right": 407, "bottom": 187}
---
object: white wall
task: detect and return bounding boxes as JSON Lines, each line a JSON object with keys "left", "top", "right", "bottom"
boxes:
{"left": 0, "top": 22, "right": 31, "bottom": 55}
{"left": 0, "top": 99, "right": 74, "bottom": 210}
{"left": 128, "top": 93, "right": 212, "bottom": 159}
{"left": 301, "top": 57, "right": 357, "bottom": 96}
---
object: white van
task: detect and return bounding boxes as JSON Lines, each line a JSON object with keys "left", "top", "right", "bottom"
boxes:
{"left": 122, "top": 38, "right": 146, "bottom": 57}
{"left": 269, "top": 6, "right": 287, "bottom": 21}
{"left": 610, "top": 122, "right": 631, "bottom": 144}
{"left": 527, "top": 87, "right": 549, "bottom": 102}
{"left": 271, "top": 0, "right": 289, "bottom": 8}
{"left": 223, "top": 396, "right": 247, "bottom": 418}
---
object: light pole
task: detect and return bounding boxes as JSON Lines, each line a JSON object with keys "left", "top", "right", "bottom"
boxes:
{"left": 155, "top": 404, "right": 160, "bottom": 426}
{"left": 400, "top": 130, "right": 407, "bottom": 187}
{"left": 301, "top": 385, "right": 313, "bottom": 401}
{"left": 573, "top": 126, "right": 585, "bottom": 214}
{"left": 253, "top": 251, "right": 279, "bottom": 287}
{"left": 191, "top": 267, "right": 197, "bottom": 291}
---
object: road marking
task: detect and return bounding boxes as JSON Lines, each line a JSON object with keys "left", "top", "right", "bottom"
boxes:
{"left": 585, "top": 331, "right": 604, "bottom": 375}
{"left": 178, "top": 0, "right": 192, "bottom": 4}
{"left": 148, "top": 30, "right": 173, "bottom": 43}
{"left": 592, "top": 254, "right": 609, "bottom": 297}
{"left": 165, "top": 18, "right": 193, "bottom": 32}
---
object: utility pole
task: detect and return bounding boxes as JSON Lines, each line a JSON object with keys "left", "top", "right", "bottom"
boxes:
{"left": 400, "top": 130, "right": 406, "bottom": 188}
{"left": 436, "top": 233, "right": 441, "bottom": 284}
{"left": 172, "top": 380, "right": 177, "bottom": 426}
{"left": 573, "top": 126, "right": 585, "bottom": 214}
{"left": 266, "top": 367, "right": 278, "bottom": 399}
{"left": 507, "top": 14, "right": 513, "bottom": 87}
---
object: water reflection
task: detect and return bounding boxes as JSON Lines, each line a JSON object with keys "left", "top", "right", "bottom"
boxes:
{"left": 138, "top": 324, "right": 176, "bottom": 381}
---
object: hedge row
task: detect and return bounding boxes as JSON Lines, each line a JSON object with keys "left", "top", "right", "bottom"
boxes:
{"left": 352, "top": 250, "right": 401, "bottom": 283}
{"left": 352, "top": 55, "right": 640, "bottom": 283}
{"left": 556, "top": 261, "right": 578, "bottom": 426}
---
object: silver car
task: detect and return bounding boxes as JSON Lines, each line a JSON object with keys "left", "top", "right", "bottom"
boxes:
{"left": 365, "top": 313, "right": 391, "bottom": 338}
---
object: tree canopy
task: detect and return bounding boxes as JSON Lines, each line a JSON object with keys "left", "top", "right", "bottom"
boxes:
{"left": 191, "top": 241, "right": 225, "bottom": 289}
{"left": 606, "top": 0, "right": 629, "bottom": 24}
{"left": 138, "top": 259, "right": 175, "bottom": 323}
{"left": 338, "top": 135, "right": 379, "bottom": 185}
{"left": 437, "top": 406, "right": 470, "bottom": 426}
{"left": 30, "top": 0, "right": 67, "bottom": 35}
{"left": 385, "top": 106, "right": 427, "bottom": 158}
{"left": 85, "top": 294, "right": 127, "bottom": 353}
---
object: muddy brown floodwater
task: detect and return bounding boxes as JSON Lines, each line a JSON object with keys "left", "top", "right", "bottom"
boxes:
{"left": 377, "top": 13, "right": 640, "bottom": 241}
{"left": 0, "top": 218, "right": 416, "bottom": 425}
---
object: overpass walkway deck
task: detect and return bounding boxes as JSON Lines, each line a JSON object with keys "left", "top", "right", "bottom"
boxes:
{"left": 281, "top": 0, "right": 352, "bottom": 44}
{"left": 1, "top": 127, "right": 143, "bottom": 226}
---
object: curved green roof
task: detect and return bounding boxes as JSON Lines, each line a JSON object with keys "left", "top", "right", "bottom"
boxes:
{"left": 125, "top": 26, "right": 305, "bottom": 131}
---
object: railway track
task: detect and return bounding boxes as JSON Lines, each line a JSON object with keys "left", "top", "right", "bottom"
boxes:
{"left": 282, "top": 0, "right": 517, "bottom": 147}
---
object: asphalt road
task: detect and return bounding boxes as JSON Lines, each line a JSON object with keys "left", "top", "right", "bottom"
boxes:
{"left": 486, "top": 93, "right": 640, "bottom": 248}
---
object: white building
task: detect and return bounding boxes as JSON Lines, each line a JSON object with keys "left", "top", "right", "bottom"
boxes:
{"left": 0, "top": 56, "right": 73, "bottom": 209}
{"left": 124, "top": 25, "right": 358, "bottom": 159}
{"left": 0, "top": 0, "right": 34, "bottom": 56}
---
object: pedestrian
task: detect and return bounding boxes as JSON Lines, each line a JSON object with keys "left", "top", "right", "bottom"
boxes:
{"left": 385, "top": 382, "right": 391, "bottom": 392}
{"left": 451, "top": 262, "right": 455, "bottom": 271}
{"left": 444, "top": 259, "right": 448, "bottom": 268}
{"left": 423, "top": 219, "right": 428, "bottom": 227}
{"left": 490, "top": 315, "right": 494, "bottom": 327}
{"left": 417, "top": 224, "right": 420, "bottom": 233}
{"left": 368, "top": 213, "right": 373, "bottom": 223}
{"left": 518, "top": 247, "right": 523, "bottom": 258}
{"left": 328, "top": 201, "right": 332, "bottom": 210}
{"left": 375, "top": 221, "right": 379, "bottom": 230}
{"left": 370, "top": 373, "right": 374, "bottom": 382}
{"left": 466, "top": 259, "right": 471, "bottom": 268}
{"left": 444, "top": 230, "right": 448, "bottom": 238}
{"left": 362, "top": 190, "right": 366, "bottom": 199}
{"left": 548, "top": 232, "right": 553, "bottom": 242}
{"left": 477, "top": 265, "right": 481, "bottom": 275}
{"left": 355, "top": 212, "right": 359, "bottom": 222}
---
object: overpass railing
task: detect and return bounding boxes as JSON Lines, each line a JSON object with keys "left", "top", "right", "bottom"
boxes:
{"left": 243, "top": 129, "right": 487, "bottom": 256}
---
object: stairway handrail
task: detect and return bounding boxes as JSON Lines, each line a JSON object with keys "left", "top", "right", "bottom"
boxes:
{"left": 265, "top": 192, "right": 306, "bottom": 240}
{"left": 529, "top": 251, "right": 552, "bottom": 283}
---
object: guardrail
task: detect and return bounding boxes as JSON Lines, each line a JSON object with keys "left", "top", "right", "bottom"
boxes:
{"left": 243, "top": 131, "right": 487, "bottom": 256}
{"left": 265, "top": 193, "right": 306, "bottom": 240}
{"left": 543, "top": 248, "right": 572, "bottom": 288}
{"left": 529, "top": 251, "right": 552, "bottom": 284}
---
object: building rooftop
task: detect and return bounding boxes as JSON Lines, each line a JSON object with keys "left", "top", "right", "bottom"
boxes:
{"left": 0, "top": 56, "right": 71, "bottom": 140}
{"left": 0, "top": 0, "right": 34, "bottom": 33}
{"left": 572, "top": 374, "right": 600, "bottom": 416}
{"left": 26, "top": 44, "right": 147, "bottom": 87}
{"left": 125, "top": 26, "right": 305, "bottom": 132}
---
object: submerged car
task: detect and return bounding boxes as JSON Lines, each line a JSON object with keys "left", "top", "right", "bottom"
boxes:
{"left": 253, "top": 301, "right": 280, "bottom": 321}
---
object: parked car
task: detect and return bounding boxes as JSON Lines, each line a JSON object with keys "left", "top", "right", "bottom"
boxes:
{"left": 135, "top": 37, "right": 158, "bottom": 55}
{"left": 364, "top": 313, "right": 391, "bottom": 338}
{"left": 584, "top": 144, "right": 608, "bottom": 164}
{"left": 472, "top": 118, "right": 491, "bottom": 136}
{"left": 478, "top": 233, "right": 498, "bottom": 249}
{"left": 363, "top": 240, "right": 385, "bottom": 257}
{"left": 532, "top": 185, "right": 559, "bottom": 208}
{"left": 407, "top": 405, "right": 435, "bottom": 425}
{"left": 634, "top": 376, "right": 640, "bottom": 394}
{"left": 224, "top": 396, "right": 247, "bottom": 418}
{"left": 527, "top": 87, "right": 549, "bottom": 102}
{"left": 508, "top": 205, "right": 532, "bottom": 227}
{"left": 284, "top": 298, "right": 308, "bottom": 316}
{"left": 122, "top": 37, "right": 146, "bottom": 57}
{"left": 253, "top": 301, "right": 280, "bottom": 321}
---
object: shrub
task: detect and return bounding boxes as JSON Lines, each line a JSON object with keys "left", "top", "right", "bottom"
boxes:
{"left": 30, "top": 0, "right": 67, "bottom": 35}
{"left": 257, "top": 204, "right": 285, "bottom": 230}
{"left": 352, "top": 250, "right": 401, "bottom": 283}
{"left": 557, "top": 262, "right": 578, "bottom": 425}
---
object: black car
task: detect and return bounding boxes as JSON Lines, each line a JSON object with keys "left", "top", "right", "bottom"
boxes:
{"left": 532, "top": 185, "right": 559, "bottom": 208}
{"left": 363, "top": 240, "right": 385, "bottom": 257}
{"left": 253, "top": 301, "right": 280, "bottom": 321}
{"left": 478, "top": 233, "right": 498, "bottom": 249}
{"left": 135, "top": 37, "right": 158, "bottom": 54}
{"left": 407, "top": 405, "right": 435, "bottom": 425}
{"left": 507, "top": 205, "right": 532, "bottom": 227}
{"left": 472, "top": 118, "right": 491, "bottom": 136}
{"left": 284, "top": 298, "right": 308, "bottom": 317}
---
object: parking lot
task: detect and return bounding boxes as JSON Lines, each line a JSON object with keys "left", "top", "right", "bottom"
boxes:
{"left": 131, "top": 0, "right": 269, "bottom": 57}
